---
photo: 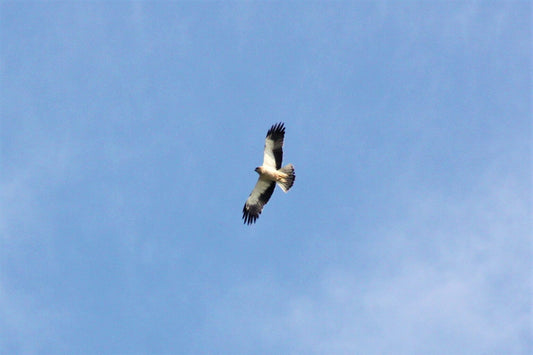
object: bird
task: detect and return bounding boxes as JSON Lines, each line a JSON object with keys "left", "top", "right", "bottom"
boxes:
{"left": 242, "top": 122, "right": 295, "bottom": 225}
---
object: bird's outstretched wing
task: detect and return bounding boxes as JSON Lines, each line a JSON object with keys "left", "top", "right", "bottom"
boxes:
{"left": 242, "top": 177, "right": 276, "bottom": 225}
{"left": 262, "top": 122, "right": 285, "bottom": 169}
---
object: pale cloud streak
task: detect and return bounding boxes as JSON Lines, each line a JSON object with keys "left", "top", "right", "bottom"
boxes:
{"left": 206, "top": 161, "right": 531, "bottom": 354}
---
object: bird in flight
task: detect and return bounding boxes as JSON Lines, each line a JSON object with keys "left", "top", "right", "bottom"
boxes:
{"left": 242, "top": 122, "right": 295, "bottom": 225}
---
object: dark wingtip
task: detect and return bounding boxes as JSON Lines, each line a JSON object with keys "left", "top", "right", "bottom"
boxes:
{"left": 266, "top": 122, "right": 285, "bottom": 138}
{"left": 243, "top": 213, "right": 257, "bottom": 225}
{"left": 242, "top": 205, "right": 258, "bottom": 225}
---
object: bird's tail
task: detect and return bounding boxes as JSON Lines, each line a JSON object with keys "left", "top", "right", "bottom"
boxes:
{"left": 277, "top": 164, "right": 295, "bottom": 192}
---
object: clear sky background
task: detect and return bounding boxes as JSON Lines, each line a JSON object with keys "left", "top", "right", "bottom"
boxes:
{"left": 1, "top": 1, "right": 531, "bottom": 354}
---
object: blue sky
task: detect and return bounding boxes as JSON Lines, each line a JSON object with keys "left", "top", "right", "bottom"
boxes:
{"left": 0, "top": 1, "right": 531, "bottom": 354}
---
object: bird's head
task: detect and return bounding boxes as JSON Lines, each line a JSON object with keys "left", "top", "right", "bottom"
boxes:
{"left": 254, "top": 167, "right": 261, "bottom": 174}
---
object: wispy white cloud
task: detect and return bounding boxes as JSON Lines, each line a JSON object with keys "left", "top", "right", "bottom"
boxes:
{"left": 205, "top": 162, "right": 531, "bottom": 354}
{"left": 0, "top": 129, "right": 77, "bottom": 351}
{"left": 0, "top": 273, "right": 67, "bottom": 353}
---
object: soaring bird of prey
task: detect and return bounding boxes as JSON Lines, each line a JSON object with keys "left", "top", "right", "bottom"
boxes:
{"left": 242, "top": 122, "right": 295, "bottom": 225}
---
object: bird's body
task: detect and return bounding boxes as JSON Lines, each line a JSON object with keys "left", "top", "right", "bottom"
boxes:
{"left": 255, "top": 165, "right": 291, "bottom": 187}
{"left": 243, "top": 123, "right": 295, "bottom": 225}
